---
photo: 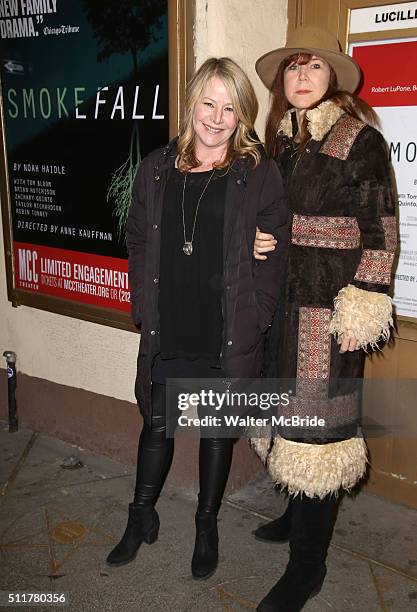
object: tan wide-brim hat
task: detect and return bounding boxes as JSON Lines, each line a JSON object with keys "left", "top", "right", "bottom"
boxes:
{"left": 256, "top": 25, "right": 361, "bottom": 93}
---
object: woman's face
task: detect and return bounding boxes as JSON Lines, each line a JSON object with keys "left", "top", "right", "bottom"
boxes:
{"left": 192, "top": 76, "right": 238, "bottom": 158}
{"left": 283, "top": 55, "right": 331, "bottom": 110}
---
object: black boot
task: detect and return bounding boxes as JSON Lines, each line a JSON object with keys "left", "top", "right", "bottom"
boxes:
{"left": 253, "top": 499, "right": 292, "bottom": 543}
{"left": 107, "top": 384, "right": 172, "bottom": 567}
{"left": 257, "top": 494, "right": 338, "bottom": 612}
{"left": 191, "top": 437, "right": 233, "bottom": 579}
{"left": 256, "top": 560, "right": 326, "bottom": 612}
{"left": 191, "top": 513, "right": 218, "bottom": 579}
{"left": 106, "top": 504, "right": 159, "bottom": 567}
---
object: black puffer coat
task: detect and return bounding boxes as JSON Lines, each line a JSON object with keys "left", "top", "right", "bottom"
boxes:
{"left": 126, "top": 139, "right": 288, "bottom": 425}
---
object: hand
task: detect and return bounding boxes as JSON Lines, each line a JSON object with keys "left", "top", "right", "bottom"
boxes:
{"left": 254, "top": 226, "right": 277, "bottom": 260}
{"left": 338, "top": 330, "right": 361, "bottom": 353}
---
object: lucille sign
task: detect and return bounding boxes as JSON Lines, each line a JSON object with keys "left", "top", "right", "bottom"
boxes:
{"left": 350, "top": 2, "right": 417, "bottom": 33}
{"left": 375, "top": 7, "right": 417, "bottom": 23}
{"left": 0, "top": 0, "right": 169, "bottom": 320}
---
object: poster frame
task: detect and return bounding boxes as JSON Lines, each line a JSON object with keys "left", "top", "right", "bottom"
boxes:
{"left": 0, "top": 0, "right": 194, "bottom": 332}
{"left": 340, "top": 0, "right": 417, "bottom": 332}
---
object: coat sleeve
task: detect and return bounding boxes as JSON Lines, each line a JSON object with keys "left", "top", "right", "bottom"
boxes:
{"left": 351, "top": 127, "right": 397, "bottom": 292}
{"left": 255, "top": 158, "right": 289, "bottom": 332}
{"left": 126, "top": 159, "right": 148, "bottom": 327}
{"left": 329, "top": 127, "right": 397, "bottom": 349}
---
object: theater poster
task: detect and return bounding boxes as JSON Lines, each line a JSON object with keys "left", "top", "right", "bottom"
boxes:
{"left": 0, "top": 0, "right": 172, "bottom": 328}
{"left": 349, "top": 37, "right": 417, "bottom": 319}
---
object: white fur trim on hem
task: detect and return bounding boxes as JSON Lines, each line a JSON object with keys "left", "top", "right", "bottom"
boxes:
{"left": 252, "top": 435, "right": 368, "bottom": 499}
{"left": 329, "top": 284, "right": 393, "bottom": 350}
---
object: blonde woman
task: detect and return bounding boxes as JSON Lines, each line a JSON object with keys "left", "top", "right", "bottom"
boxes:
{"left": 106, "top": 57, "right": 288, "bottom": 579}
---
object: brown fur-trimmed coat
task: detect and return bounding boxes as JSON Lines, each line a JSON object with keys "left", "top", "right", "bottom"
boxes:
{"left": 252, "top": 100, "right": 397, "bottom": 498}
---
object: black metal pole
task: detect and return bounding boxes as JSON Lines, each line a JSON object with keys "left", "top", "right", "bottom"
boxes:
{"left": 3, "top": 351, "right": 18, "bottom": 433}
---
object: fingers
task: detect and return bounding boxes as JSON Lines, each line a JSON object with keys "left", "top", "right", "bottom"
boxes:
{"left": 254, "top": 237, "right": 277, "bottom": 255}
{"left": 256, "top": 231, "right": 276, "bottom": 241}
{"left": 347, "top": 337, "right": 357, "bottom": 352}
{"left": 339, "top": 335, "right": 350, "bottom": 353}
{"left": 253, "top": 245, "right": 275, "bottom": 258}
{"left": 254, "top": 241, "right": 276, "bottom": 253}
{"left": 338, "top": 330, "right": 361, "bottom": 353}
{"left": 254, "top": 227, "right": 277, "bottom": 259}
{"left": 256, "top": 226, "right": 276, "bottom": 241}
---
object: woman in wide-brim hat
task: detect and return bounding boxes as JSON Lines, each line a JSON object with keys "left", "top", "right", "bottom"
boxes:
{"left": 251, "top": 26, "right": 397, "bottom": 612}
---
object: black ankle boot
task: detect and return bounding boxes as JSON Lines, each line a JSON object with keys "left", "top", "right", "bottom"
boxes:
{"left": 256, "top": 561, "right": 326, "bottom": 612}
{"left": 257, "top": 494, "right": 338, "bottom": 611}
{"left": 253, "top": 500, "right": 292, "bottom": 543}
{"left": 106, "top": 504, "right": 159, "bottom": 567}
{"left": 191, "top": 513, "right": 218, "bottom": 579}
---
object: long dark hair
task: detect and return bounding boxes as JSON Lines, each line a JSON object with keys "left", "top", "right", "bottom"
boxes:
{"left": 264, "top": 53, "right": 379, "bottom": 158}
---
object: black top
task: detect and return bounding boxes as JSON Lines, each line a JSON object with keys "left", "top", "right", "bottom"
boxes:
{"left": 158, "top": 167, "right": 227, "bottom": 364}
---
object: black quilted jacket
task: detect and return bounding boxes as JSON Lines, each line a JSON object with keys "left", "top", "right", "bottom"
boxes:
{"left": 126, "top": 139, "right": 288, "bottom": 424}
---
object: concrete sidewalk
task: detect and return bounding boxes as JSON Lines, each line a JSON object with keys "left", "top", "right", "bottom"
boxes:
{"left": 1, "top": 424, "right": 417, "bottom": 612}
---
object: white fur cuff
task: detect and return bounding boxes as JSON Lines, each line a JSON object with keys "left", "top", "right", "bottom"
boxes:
{"left": 329, "top": 284, "right": 393, "bottom": 350}
{"left": 254, "top": 435, "right": 368, "bottom": 499}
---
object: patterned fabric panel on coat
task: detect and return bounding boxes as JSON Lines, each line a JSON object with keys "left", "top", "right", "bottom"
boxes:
{"left": 278, "top": 306, "right": 361, "bottom": 442}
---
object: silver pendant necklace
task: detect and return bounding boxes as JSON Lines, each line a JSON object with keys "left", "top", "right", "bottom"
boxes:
{"left": 181, "top": 168, "right": 216, "bottom": 255}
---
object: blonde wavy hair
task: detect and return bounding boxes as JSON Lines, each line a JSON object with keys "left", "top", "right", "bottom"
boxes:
{"left": 177, "top": 57, "right": 261, "bottom": 171}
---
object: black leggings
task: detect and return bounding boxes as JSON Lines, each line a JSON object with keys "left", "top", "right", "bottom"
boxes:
{"left": 134, "top": 382, "right": 234, "bottom": 515}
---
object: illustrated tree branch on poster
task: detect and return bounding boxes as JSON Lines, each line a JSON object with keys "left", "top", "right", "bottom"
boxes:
{"left": 83, "top": 0, "right": 166, "bottom": 239}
